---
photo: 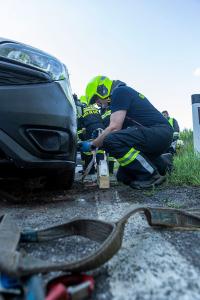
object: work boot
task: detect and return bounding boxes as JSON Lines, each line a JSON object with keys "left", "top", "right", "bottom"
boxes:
{"left": 129, "top": 171, "right": 166, "bottom": 190}
{"left": 152, "top": 153, "right": 173, "bottom": 176}
{"left": 116, "top": 166, "right": 136, "bottom": 185}
{"left": 161, "top": 153, "right": 173, "bottom": 174}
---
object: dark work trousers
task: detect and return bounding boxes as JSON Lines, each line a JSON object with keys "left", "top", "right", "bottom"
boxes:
{"left": 103, "top": 124, "right": 173, "bottom": 182}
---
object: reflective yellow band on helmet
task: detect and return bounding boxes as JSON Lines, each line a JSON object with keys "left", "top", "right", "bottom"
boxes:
{"left": 118, "top": 148, "right": 140, "bottom": 167}
{"left": 85, "top": 75, "right": 113, "bottom": 105}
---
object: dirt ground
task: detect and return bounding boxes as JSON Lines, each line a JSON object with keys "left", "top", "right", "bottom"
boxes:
{"left": 1, "top": 176, "right": 200, "bottom": 300}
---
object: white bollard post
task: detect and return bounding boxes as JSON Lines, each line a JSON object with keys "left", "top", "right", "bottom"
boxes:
{"left": 192, "top": 94, "right": 200, "bottom": 153}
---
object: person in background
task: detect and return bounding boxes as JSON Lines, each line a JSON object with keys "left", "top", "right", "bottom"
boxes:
{"left": 162, "top": 110, "right": 180, "bottom": 154}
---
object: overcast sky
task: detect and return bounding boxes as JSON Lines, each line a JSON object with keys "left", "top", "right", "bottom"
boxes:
{"left": 0, "top": 0, "right": 200, "bottom": 129}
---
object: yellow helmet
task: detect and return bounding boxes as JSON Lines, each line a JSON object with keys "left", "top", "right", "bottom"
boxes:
{"left": 85, "top": 75, "right": 113, "bottom": 105}
{"left": 80, "top": 95, "right": 87, "bottom": 105}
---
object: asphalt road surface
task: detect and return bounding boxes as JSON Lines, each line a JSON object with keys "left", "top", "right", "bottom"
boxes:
{"left": 0, "top": 175, "right": 200, "bottom": 300}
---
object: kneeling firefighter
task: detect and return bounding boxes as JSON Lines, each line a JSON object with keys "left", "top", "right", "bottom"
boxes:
{"left": 79, "top": 76, "right": 173, "bottom": 189}
{"left": 77, "top": 95, "right": 105, "bottom": 174}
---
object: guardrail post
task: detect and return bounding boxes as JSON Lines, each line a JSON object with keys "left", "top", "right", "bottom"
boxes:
{"left": 192, "top": 94, "right": 200, "bottom": 153}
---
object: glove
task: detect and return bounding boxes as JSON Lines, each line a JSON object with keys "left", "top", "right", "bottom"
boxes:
{"left": 176, "top": 139, "right": 184, "bottom": 149}
{"left": 78, "top": 141, "right": 96, "bottom": 152}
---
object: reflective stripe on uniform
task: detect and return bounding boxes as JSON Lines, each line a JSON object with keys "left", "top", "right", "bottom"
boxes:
{"left": 82, "top": 105, "right": 99, "bottom": 118}
{"left": 83, "top": 152, "right": 93, "bottom": 155}
{"left": 139, "top": 93, "right": 145, "bottom": 99}
{"left": 118, "top": 148, "right": 154, "bottom": 174}
{"left": 117, "top": 147, "right": 140, "bottom": 166}
{"left": 97, "top": 150, "right": 105, "bottom": 154}
{"left": 136, "top": 154, "right": 154, "bottom": 174}
{"left": 102, "top": 110, "right": 111, "bottom": 119}
{"left": 168, "top": 117, "right": 174, "bottom": 127}
{"left": 84, "top": 149, "right": 104, "bottom": 155}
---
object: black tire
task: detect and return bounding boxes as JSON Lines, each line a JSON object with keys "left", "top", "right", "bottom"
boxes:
{"left": 46, "top": 167, "right": 75, "bottom": 190}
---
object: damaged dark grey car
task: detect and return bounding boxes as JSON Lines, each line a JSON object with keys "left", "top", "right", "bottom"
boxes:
{"left": 0, "top": 38, "right": 77, "bottom": 189}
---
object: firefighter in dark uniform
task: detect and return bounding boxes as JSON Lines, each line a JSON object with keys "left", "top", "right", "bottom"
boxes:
{"left": 77, "top": 95, "right": 105, "bottom": 174}
{"left": 79, "top": 76, "right": 173, "bottom": 189}
{"left": 162, "top": 110, "right": 180, "bottom": 154}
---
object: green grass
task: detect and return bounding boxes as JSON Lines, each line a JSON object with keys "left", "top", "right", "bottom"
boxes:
{"left": 169, "top": 129, "right": 200, "bottom": 186}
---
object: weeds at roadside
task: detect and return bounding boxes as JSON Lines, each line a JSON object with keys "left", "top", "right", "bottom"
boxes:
{"left": 143, "top": 187, "right": 156, "bottom": 197}
{"left": 168, "top": 129, "right": 200, "bottom": 186}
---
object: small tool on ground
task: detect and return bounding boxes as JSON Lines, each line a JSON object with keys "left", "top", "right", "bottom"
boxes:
{"left": 46, "top": 274, "right": 94, "bottom": 300}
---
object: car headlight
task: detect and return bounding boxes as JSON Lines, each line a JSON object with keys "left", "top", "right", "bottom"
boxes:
{"left": 0, "top": 42, "right": 66, "bottom": 80}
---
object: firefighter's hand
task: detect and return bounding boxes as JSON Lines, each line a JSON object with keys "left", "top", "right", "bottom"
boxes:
{"left": 91, "top": 128, "right": 104, "bottom": 139}
{"left": 78, "top": 141, "right": 96, "bottom": 152}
